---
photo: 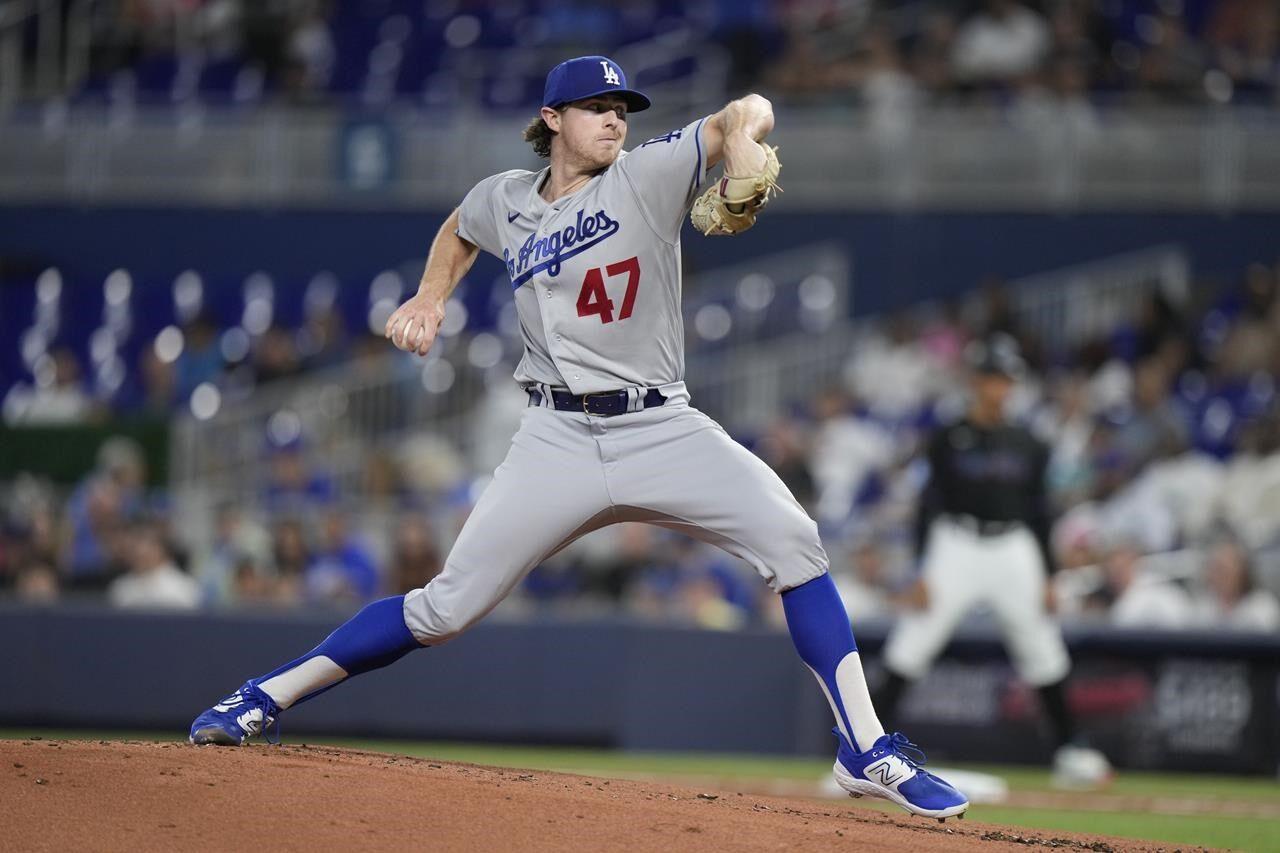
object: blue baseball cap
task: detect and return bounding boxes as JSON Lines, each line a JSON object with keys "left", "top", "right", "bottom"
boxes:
{"left": 542, "top": 55, "right": 650, "bottom": 113}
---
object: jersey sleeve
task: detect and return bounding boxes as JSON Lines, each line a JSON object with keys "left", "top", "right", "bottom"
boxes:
{"left": 454, "top": 173, "right": 506, "bottom": 258}
{"left": 615, "top": 116, "right": 711, "bottom": 244}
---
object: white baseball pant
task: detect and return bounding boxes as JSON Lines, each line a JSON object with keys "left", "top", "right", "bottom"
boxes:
{"left": 883, "top": 517, "right": 1070, "bottom": 686}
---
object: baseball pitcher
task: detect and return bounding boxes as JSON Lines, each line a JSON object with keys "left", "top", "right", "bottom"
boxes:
{"left": 188, "top": 55, "right": 968, "bottom": 820}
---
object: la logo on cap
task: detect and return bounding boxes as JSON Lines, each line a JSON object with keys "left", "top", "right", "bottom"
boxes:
{"left": 601, "top": 60, "right": 620, "bottom": 86}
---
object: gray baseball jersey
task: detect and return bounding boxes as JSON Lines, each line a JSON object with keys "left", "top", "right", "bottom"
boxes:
{"left": 402, "top": 118, "right": 829, "bottom": 645}
{"left": 454, "top": 117, "right": 709, "bottom": 396}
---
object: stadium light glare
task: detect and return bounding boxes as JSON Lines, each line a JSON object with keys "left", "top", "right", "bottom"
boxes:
{"left": 694, "top": 304, "right": 732, "bottom": 342}
{"left": 104, "top": 269, "right": 133, "bottom": 306}
{"left": 369, "top": 270, "right": 405, "bottom": 304}
{"left": 173, "top": 271, "right": 204, "bottom": 321}
{"left": 220, "top": 327, "right": 252, "bottom": 363}
{"left": 799, "top": 274, "right": 837, "bottom": 312}
{"left": 421, "top": 360, "right": 456, "bottom": 394}
{"left": 468, "top": 333, "right": 503, "bottom": 369}
{"left": 36, "top": 268, "right": 62, "bottom": 304}
{"left": 20, "top": 328, "right": 48, "bottom": 369}
{"left": 439, "top": 299, "right": 469, "bottom": 337}
{"left": 32, "top": 354, "right": 56, "bottom": 389}
{"left": 735, "top": 274, "right": 775, "bottom": 312}
{"left": 267, "top": 410, "right": 304, "bottom": 447}
{"left": 367, "top": 299, "right": 398, "bottom": 333}
{"left": 444, "top": 15, "right": 481, "bottom": 48}
{"left": 190, "top": 383, "right": 222, "bottom": 420}
{"left": 154, "top": 326, "right": 185, "bottom": 364}
{"left": 243, "top": 299, "right": 274, "bottom": 336}
{"left": 90, "top": 328, "right": 117, "bottom": 365}
{"left": 96, "top": 356, "right": 125, "bottom": 395}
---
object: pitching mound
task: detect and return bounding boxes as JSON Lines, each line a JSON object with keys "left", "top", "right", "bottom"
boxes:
{"left": 3, "top": 740, "right": 1169, "bottom": 852}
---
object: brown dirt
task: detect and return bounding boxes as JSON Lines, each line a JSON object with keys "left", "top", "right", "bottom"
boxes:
{"left": 1, "top": 740, "right": 1194, "bottom": 853}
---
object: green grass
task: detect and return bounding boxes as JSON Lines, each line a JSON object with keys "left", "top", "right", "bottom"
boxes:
{"left": 5, "top": 731, "right": 1279, "bottom": 851}
{"left": 963, "top": 807, "right": 1278, "bottom": 852}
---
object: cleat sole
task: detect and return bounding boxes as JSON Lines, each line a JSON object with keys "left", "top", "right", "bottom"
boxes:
{"left": 189, "top": 727, "right": 245, "bottom": 747}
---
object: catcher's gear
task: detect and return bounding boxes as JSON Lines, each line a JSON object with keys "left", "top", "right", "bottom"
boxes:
{"left": 690, "top": 144, "right": 781, "bottom": 236}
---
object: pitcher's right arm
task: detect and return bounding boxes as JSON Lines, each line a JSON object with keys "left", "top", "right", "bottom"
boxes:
{"left": 385, "top": 207, "right": 479, "bottom": 357}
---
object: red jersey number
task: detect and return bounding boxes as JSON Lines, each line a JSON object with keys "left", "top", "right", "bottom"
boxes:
{"left": 575, "top": 256, "right": 640, "bottom": 324}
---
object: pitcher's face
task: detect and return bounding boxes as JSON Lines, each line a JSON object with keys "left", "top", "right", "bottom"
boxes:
{"left": 546, "top": 96, "right": 628, "bottom": 169}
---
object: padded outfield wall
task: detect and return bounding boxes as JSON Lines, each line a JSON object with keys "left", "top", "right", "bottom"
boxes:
{"left": 3, "top": 605, "right": 1277, "bottom": 774}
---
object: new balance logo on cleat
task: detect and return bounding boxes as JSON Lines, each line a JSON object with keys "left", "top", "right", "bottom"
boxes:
{"left": 866, "top": 757, "right": 909, "bottom": 787}
{"left": 236, "top": 710, "right": 266, "bottom": 736}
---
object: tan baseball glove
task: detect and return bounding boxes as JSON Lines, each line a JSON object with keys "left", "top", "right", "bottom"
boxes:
{"left": 690, "top": 144, "right": 781, "bottom": 237}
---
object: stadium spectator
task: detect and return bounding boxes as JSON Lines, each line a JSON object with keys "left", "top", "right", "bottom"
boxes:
{"left": 755, "top": 415, "right": 817, "bottom": 514}
{"left": 852, "top": 25, "right": 921, "bottom": 140}
{"left": 284, "top": 2, "right": 336, "bottom": 100}
{"left": 197, "top": 502, "right": 275, "bottom": 606}
{"left": 807, "top": 389, "right": 895, "bottom": 529}
{"left": 253, "top": 325, "right": 303, "bottom": 385}
{"left": 1041, "top": 371, "right": 1097, "bottom": 509}
{"left": 1191, "top": 539, "right": 1280, "bottom": 631}
{"left": 136, "top": 345, "right": 179, "bottom": 415}
{"left": 1206, "top": 0, "right": 1280, "bottom": 102}
{"left": 387, "top": 514, "right": 443, "bottom": 595}
{"left": 1216, "top": 411, "right": 1280, "bottom": 549}
{"left": 271, "top": 517, "right": 311, "bottom": 602}
{"left": 1094, "top": 541, "right": 1194, "bottom": 629}
{"left": 1112, "top": 357, "right": 1189, "bottom": 472}
{"left": 3, "top": 346, "right": 93, "bottom": 425}
{"left": 951, "top": 0, "right": 1052, "bottom": 86}
{"left": 1134, "top": 10, "right": 1208, "bottom": 103}
{"left": 833, "top": 537, "right": 893, "bottom": 624}
{"left": 61, "top": 437, "right": 147, "bottom": 591}
{"left": 15, "top": 562, "right": 60, "bottom": 604}
{"left": 175, "top": 314, "right": 225, "bottom": 401}
{"left": 263, "top": 436, "right": 336, "bottom": 513}
{"left": 296, "top": 303, "right": 350, "bottom": 371}
{"left": 107, "top": 521, "right": 200, "bottom": 610}
{"left": 304, "top": 509, "right": 380, "bottom": 604}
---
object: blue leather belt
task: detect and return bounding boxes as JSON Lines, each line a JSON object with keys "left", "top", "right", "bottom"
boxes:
{"left": 528, "top": 387, "right": 667, "bottom": 417}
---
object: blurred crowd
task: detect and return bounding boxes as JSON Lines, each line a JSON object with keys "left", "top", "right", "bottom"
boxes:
{"left": 50, "top": 0, "right": 1280, "bottom": 108}
{"left": 3, "top": 255, "right": 1279, "bottom": 635}
{"left": 757, "top": 0, "right": 1280, "bottom": 110}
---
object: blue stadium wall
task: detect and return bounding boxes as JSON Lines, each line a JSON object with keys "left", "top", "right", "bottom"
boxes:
{"left": 3, "top": 605, "right": 1278, "bottom": 774}
{"left": 3, "top": 206, "right": 1280, "bottom": 317}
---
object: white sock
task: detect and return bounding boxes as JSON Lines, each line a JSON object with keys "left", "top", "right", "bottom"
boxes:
{"left": 806, "top": 651, "right": 886, "bottom": 753}
{"left": 256, "top": 656, "right": 349, "bottom": 709}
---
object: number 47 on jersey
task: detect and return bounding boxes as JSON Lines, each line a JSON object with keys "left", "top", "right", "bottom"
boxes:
{"left": 576, "top": 256, "right": 640, "bottom": 324}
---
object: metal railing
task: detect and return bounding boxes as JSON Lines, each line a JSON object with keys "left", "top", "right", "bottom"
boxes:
{"left": 168, "top": 240, "right": 1184, "bottom": 517}
{"left": 5, "top": 101, "right": 1280, "bottom": 209}
{"left": 167, "top": 244, "right": 852, "bottom": 548}
{"left": 1008, "top": 244, "right": 1190, "bottom": 352}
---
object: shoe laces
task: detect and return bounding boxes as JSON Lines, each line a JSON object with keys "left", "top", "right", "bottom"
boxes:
{"left": 884, "top": 732, "right": 928, "bottom": 769}
{"left": 257, "top": 689, "right": 282, "bottom": 746}
{"left": 240, "top": 684, "right": 281, "bottom": 746}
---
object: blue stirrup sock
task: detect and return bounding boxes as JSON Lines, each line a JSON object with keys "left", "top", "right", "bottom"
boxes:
{"left": 782, "top": 573, "right": 886, "bottom": 753}
{"left": 254, "top": 595, "right": 423, "bottom": 709}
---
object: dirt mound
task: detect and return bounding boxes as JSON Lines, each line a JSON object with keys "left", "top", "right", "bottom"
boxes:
{"left": 1, "top": 740, "right": 1180, "bottom": 852}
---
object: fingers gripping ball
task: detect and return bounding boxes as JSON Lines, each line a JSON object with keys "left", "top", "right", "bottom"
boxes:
{"left": 690, "top": 144, "right": 782, "bottom": 237}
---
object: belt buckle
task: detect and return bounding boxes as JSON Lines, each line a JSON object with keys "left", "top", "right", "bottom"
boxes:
{"left": 582, "top": 392, "right": 608, "bottom": 415}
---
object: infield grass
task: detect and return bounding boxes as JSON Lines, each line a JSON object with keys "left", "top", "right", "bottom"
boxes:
{"left": 5, "top": 730, "right": 1278, "bottom": 851}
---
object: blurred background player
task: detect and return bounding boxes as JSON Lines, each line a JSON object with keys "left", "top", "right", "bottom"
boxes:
{"left": 877, "top": 335, "right": 1112, "bottom": 789}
